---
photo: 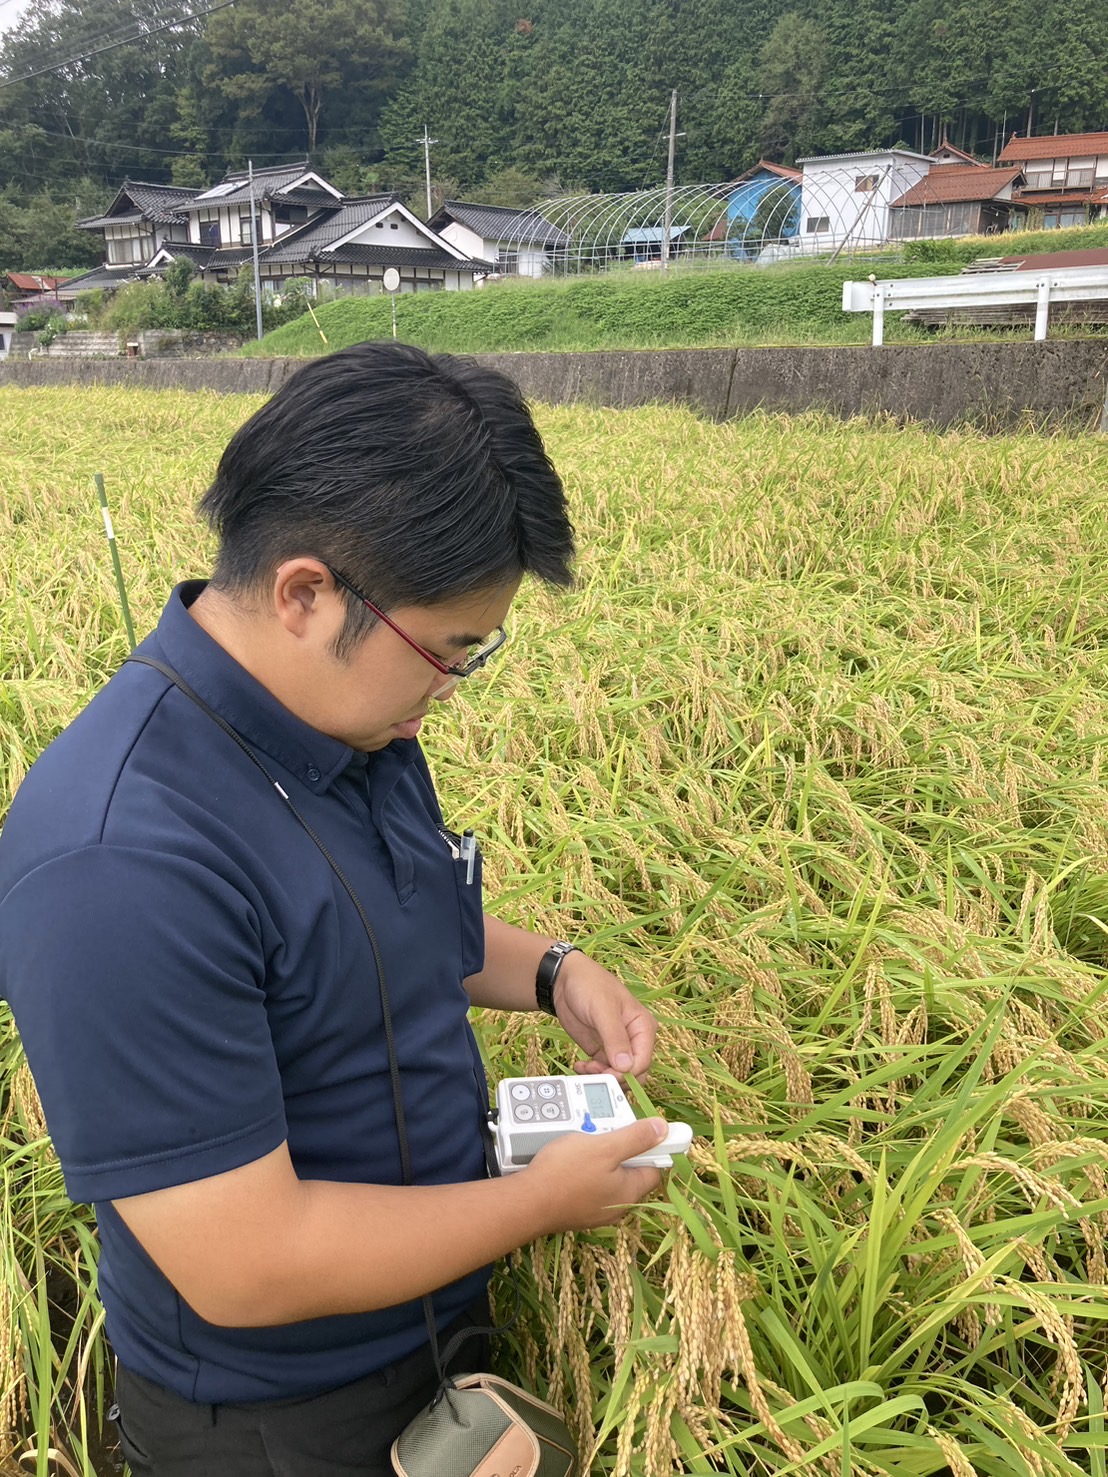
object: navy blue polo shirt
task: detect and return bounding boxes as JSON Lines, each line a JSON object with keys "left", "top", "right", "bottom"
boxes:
{"left": 0, "top": 582, "right": 491, "bottom": 1403}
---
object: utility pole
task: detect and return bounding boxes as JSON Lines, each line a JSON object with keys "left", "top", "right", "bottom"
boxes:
{"left": 1026, "top": 88, "right": 1038, "bottom": 137}
{"left": 420, "top": 125, "right": 438, "bottom": 218}
{"left": 248, "top": 159, "right": 263, "bottom": 341}
{"left": 661, "top": 89, "right": 678, "bottom": 270}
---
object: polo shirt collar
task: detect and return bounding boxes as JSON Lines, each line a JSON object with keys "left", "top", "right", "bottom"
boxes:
{"left": 142, "top": 580, "right": 357, "bottom": 794}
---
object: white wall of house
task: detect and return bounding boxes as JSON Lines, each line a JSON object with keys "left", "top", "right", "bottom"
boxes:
{"left": 799, "top": 151, "right": 932, "bottom": 249}
{"left": 439, "top": 221, "right": 495, "bottom": 262}
{"left": 438, "top": 221, "right": 548, "bottom": 275}
{"left": 104, "top": 223, "right": 155, "bottom": 265}
{"left": 503, "top": 245, "right": 548, "bottom": 277}
{"left": 254, "top": 258, "right": 476, "bottom": 295}
{"left": 0, "top": 310, "right": 17, "bottom": 360}
{"left": 188, "top": 201, "right": 315, "bottom": 249}
{"left": 1021, "top": 153, "right": 1108, "bottom": 192}
{"left": 347, "top": 208, "right": 440, "bottom": 250}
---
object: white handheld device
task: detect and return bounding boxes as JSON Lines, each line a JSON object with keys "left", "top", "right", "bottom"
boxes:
{"left": 492, "top": 1072, "right": 693, "bottom": 1175}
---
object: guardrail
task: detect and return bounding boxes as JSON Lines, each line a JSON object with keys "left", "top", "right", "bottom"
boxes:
{"left": 843, "top": 265, "right": 1108, "bottom": 345}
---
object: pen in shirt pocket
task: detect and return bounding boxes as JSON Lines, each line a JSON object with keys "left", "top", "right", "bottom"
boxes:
{"left": 459, "top": 829, "right": 477, "bottom": 885}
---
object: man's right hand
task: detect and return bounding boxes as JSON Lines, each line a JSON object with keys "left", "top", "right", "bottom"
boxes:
{"left": 524, "top": 1117, "right": 667, "bottom": 1232}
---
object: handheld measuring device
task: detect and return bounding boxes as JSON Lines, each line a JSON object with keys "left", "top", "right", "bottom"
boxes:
{"left": 492, "top": 1072, "right": 693, "bottom": 1174}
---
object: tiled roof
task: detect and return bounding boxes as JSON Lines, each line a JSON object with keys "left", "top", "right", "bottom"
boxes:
{"left": 77, "top": 211, "right": 145, "bottom": 230}
{"left": 930, "top": 140, "right": 981, "bottom": 165}
{"left": 430, "top": 200, "right": 570, "bottom": 247}
{"left": 325, "top": 244, "right": 488, "bottom": 272}
{"left": 190, "top": 163, "right": 339, "bottom": 210}
{"left": 5, "top": 273, "right": 69, "bottom": 291}
{"left": 280, "top": 188, "right": 340, "bottom": 209}
{"left": 999, "top": 132, "right": 1108, "bottom": 162}
{"left": 125, "top": 181, "right": 202, "bottom": 222}
{"left": 203, "top": 247, "right": 254, "bottom": 269}
{"left": 1013, "top": 189, "right": 1101, "bottom": 206}
{"left": 78, "top": 180, "right": 200, "bottom": 230}
{"left": 54, "top": 265, "right": 142, "bottom": 294}
{"left": 155, "top": 243, "right": 216, "bottom": 265}
{"left": 255, "top": 197, "right": 399, "bottom": 263}
{"left": 891, "top": 165, "right": 1024, "bottom": 207}
{"left": 1003, "top": 248, "right": 1108, "bottom": 270}
{"left": 725, "top": 159, "right": 803, "bottom": 185}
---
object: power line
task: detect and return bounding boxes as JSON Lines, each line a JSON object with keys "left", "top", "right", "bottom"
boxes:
{"left": 18, "top": 122, "right": 307, "bottom": 160}
{"left": 0, "top": 0, "right": 234, "bottom": 89}
{"left": 1, "top": 2, "right": 165, "bottom": 67}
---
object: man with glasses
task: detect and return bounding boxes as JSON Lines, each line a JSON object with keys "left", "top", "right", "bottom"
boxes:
{"left": 0, "top": 341, "right": 664, "bottom": 1475}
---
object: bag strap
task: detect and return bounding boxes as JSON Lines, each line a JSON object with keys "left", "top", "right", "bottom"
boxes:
{"left": 125, "top": 653, "right": 516, "bottom": 1393}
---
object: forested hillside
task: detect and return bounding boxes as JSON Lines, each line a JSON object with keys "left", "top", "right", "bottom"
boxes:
{"left": 2, "top": 0, "right": 1107, "bottom": 266}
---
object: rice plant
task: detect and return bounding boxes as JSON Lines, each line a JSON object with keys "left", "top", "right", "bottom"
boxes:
{"left": 3, "top": 386, "right": 1108, "bottom": 1473}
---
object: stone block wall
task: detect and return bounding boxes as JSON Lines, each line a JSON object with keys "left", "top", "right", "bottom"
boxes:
{"left": 135, "top": 330, "right": 246, "bottom": 358}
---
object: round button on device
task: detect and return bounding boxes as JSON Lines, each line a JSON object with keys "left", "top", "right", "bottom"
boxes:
{"left": 511, "top": 1084, "right": 531, "bottom": 1101}
{"left": 514, "top": 1104, "right": 535, "bottom": 1121}
{"left": 540, "top": 1103, "right": 561, "bottom": 1120}
{"left": 537, "top": 1083, "right": 557, "bottom": 1099}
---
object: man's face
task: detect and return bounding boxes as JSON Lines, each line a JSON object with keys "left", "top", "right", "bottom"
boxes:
{"left": 313, "top": 579, "right": 520, "bottom": 752}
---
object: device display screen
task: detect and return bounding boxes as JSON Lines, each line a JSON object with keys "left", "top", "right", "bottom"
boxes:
{"left": 584, "top": 1081, "right": 615, "bottom": 1118}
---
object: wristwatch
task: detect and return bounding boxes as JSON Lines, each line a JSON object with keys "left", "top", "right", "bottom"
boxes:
{"left": 535, "top": 941, "right": 579, "bottom": 1016}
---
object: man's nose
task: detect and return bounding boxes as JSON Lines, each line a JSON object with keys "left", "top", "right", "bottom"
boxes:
{"left": 430, "top": 676, "right": 461, "bottom": 702}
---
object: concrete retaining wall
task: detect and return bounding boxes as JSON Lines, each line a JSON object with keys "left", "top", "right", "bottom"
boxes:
{"left": 1, "top": 340, "right": 1106, "bottom": 430}
{"left": 477, "top": 341, "right": 1108, "bottom": 430}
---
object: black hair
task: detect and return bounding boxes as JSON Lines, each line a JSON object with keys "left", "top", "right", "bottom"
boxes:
{"left": 198, "top": 340, "right": 575, "bottom": 654}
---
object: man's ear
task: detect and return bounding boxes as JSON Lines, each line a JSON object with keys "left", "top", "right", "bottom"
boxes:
{"left": 271, "top": 559, "right": 336, "bottom": 638}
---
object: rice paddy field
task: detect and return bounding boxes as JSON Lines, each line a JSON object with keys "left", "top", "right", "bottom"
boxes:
{"left": 5, "top": 383, "right": 1108, "bottom": 1476}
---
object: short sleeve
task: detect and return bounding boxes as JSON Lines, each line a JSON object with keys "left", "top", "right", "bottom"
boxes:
{"left": 0, "top": 845, "right": 288, "bottom": 1204}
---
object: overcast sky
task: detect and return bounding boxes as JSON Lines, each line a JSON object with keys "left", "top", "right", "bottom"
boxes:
{"left": 0, "top": 0, "right": 34, "bottom": 34}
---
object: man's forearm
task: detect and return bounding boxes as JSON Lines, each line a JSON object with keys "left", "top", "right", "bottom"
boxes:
{"left": 464, "top": 914, "right": 554, "bottom": 1011}
{"left": 218, "top": 1171, "right": 558, "bottom": 1326}
{"left": 115, "top": 1123, "right": 668, "bottom": 1329}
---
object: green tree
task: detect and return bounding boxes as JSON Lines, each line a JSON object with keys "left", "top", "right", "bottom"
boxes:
{"left": 0, "top": 0, "right": 208, "bottom": 188}
{"left": 204, "top": 0, "right": 409, "bottom": 156}
{"left": 1032, "top": 0, "right": 1108, "bottom": 134}
{"left": 164, "top": 255, "right": 196, "bottom": 300}
{"left": 758, "top": 12, "right": 828, "bottom": 164}
{"left": 0, "top": 181, "right": 106, "bottom": 272}
{"left": 379, "top": 0, "right": 517, "bottom": 189}
{"left": 468, "top": 166, "right": 545, "bottom": 207}
{"left": 318, "top": 145, "right": 386, "bottom": 195}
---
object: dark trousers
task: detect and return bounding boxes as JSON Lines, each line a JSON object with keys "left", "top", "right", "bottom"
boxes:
{"left": 110, "top": 1306, "right": 490, "bottom": 1477}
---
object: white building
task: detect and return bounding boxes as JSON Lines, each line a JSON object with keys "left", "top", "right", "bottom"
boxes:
{"left": 795, "top": 149, "right": 934, "bottom": 252}
{"left": 0, "top": 310, "right": 17, "bottom": 359}
{"left": 248, "top": 195, "right": 487, "bottom": 296}
{"left": 69, "top": 165, "right": 489, "bottom": 299}
{"left": 182, "top": 162, "right": 342, "bottom": 252}
{"left": 428, "top": 201, "right": 571, "bottom": 278}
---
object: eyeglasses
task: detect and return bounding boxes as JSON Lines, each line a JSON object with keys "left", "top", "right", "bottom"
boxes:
{"left": 326, "top": 565, "right": 508, "bottom": 696}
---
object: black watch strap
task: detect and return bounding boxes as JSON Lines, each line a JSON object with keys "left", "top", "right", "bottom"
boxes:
{"left": 536, "top": 941, "right": 579, "bottom": 1016}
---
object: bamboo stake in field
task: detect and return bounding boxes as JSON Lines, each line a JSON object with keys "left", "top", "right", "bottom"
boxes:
{"left": 93, "top": 472, "right": 136, "bottom": 650}
{"left": 304, "top": 296, "right": 328, "bottom": 345}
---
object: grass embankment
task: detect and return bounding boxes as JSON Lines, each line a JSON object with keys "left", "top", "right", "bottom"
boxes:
{"left": 5, "top": 388, "right": 1108, "bottom": 1473}
{"left": 244, "top": 220, "right": 1108, "bottom": 358}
